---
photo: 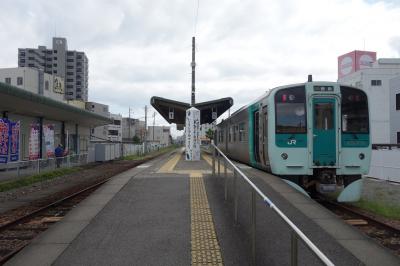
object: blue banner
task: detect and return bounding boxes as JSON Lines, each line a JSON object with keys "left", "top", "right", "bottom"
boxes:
{"left": 0, "top": 119, "right": 9, "bottom": 163}
{"left": 9, "top": 121, "right": 20, "bottom": 162}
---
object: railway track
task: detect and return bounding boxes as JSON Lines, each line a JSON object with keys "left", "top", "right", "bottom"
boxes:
{"left": 319, "top": 199, "right": 400, "bottom": 256}
{"left": 0, "top": 177, "right": 112, "bottom": 264}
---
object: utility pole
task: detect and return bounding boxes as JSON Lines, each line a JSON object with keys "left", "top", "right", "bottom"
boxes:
{"left": 191, "top": 36, "right": 196, "bottom": 106}
{"left": 152, "top": 112, "right": 156, "bottom": 142}
{"left": 144, "top": 105, "right": 147, "bottom": 153}
{"left": 128, "top": 107, "right": 131, "bottom": 141}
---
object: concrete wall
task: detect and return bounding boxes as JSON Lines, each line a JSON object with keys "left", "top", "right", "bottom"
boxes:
{"left": 390, "top": 76, "right": 400, "bottom": 143}
{"left": 367, "top": 149, "right": 400, "bottom": 182}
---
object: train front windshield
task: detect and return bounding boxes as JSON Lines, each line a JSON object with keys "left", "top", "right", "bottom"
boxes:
{"left": 340, "top": 86, "right": 369, "bottom": 133}
{"left": 275, "top": 86, "right": 307, "bottom": 133}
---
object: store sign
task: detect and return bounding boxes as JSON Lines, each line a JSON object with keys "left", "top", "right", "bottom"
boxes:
{"left": 53, "top": 76, "right": 64, "bottom": 94}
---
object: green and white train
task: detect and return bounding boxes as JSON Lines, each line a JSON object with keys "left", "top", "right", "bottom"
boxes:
{"left": 215, "top": 80, "right": 371, "bottom": 202}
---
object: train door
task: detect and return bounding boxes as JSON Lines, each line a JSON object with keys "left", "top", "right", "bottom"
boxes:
{"left": 312, "top": 98, "right": 337, "bottom": 166}
{"left": 262, "top": 106, "right": 269, "bottom": 165}
{"left": 253, "top": 111, "right": 260, "bottom": 163}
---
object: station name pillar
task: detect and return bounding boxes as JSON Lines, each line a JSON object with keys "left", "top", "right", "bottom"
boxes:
{"left": 185, "top": 107, "right": 200, "bottom": 161}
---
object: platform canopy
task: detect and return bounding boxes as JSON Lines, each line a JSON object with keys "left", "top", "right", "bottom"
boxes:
{"left": 151, "top": 96, "right": 233, "bottom": 130}
{"left": 0, "top": 82, "right": 111, "bottom": 127}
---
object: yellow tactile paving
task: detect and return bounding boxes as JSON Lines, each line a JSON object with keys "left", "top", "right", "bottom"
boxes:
{"left": 190, "top": 174, "right": 224, "bottom": 266}
{"left": 157, "top": 151, "right": 182, "bottom": 173}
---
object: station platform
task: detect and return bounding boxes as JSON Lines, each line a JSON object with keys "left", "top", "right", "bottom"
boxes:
{"left": 6, "top": 148, "right": 400, "bottom": 266}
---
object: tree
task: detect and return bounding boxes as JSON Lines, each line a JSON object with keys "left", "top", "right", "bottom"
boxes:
{"left": 132, "top": 135, "right": 141, "bottom": 144}
{"left": 205, "top": 128, "right": 214, "bottom": 140}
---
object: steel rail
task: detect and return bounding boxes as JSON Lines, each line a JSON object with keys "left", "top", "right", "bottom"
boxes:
{"left": 212, "top": 143, "right": 335, "bottom": 266}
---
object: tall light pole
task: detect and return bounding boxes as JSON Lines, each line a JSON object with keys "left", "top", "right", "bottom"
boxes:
{"left": 128, "top": 107, "right": 131, "bottom": 141}
{"left": 152, "top": 112, "right": 156, "bottom": 142}
{"left": 191, "top": 36, "right": 196, "bottom": 106}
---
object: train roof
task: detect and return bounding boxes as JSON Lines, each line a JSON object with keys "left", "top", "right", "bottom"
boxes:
{"left": 221, "top": 81, "right": 359, "bottom": 124}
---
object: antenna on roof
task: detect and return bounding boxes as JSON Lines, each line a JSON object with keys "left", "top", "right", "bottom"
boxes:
{"left": 308, "top": 74, "right": 313, "bottom": 82}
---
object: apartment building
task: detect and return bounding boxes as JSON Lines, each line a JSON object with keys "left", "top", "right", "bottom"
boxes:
{"left": 18, "top": 37, "right": 88, "bottom": 101}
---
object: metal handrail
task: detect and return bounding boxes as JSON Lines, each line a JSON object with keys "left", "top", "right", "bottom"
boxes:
{"left": 211, "top": 143, "right": 334, "bottom": 266}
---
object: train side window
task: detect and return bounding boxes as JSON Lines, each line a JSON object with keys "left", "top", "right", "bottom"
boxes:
{"left": 233, "top": 125, "right": 237, "bottom": 142}
{"left": 239, "top": 122, "right": 246, "bottom": 141}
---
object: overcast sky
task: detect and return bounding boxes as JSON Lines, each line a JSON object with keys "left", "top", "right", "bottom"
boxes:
{"left": 1, "top": 0, "right": 400, "bottom": 136}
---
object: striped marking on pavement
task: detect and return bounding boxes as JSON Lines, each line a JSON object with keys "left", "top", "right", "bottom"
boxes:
{"left": 190, "top": 172, "right": 224, "bottom": 266}
{"left": 157, "top": 151, "right": 182, "bottom": 173}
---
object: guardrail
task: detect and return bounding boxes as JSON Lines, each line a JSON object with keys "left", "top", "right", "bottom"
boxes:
{"left": 211, "top": 143, "right": 334, "bottom": 266}
{"left": 0, "top": 153, "right": 88, "bottom": 181}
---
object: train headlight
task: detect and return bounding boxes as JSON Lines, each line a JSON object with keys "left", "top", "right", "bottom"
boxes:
{"left": 359, "top": 153, "right": 365, "bottom": 160}
{"left": 281, "top": 153, "right": 288, "bottom": 160}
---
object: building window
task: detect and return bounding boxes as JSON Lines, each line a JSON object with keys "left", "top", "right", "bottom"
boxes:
{"left": 77, "top": 62, "right": 82, "bottom": 66}
{"left": 66, "top": 85, "right": 73, "bottom": 89}
{"left": 67, "top": 51, "right": 74, "bottom": 56}
{"left": 53, "top": 50, "right": 57, "bottom": 53}
{"left": 46, "top": 58, "right": 52, "bottom": 61}
{"left": 45, "top": 81, "right": 49, "bottom": 90}
{"left": 67, "top": 72, "right": 74, "bottom": 75}
{"left": 46, "top": 64, "right": 52, "bottom": 68}
{"left": 371, "top": 80, "right": 382, "bottom": 86}
{"left": 67, "top": 59, "right": 74, "bottom": 62}
{"left": 20, "top": 59, "right": 25, "bottom": 63}
{"left": 53, "top": 63, "right": 57, "bottom": 67}
{"left": 77, "top": 55, "right": 82, "bottom": 59}
{"left": 28, "top": 63, "right": 35, "bottom": 67}
{"left": 108, "top": 130, "right": 119, "bottom": 136}
{"left": 397, "top": 132, "right": 400, "bottom": 144}
{"left": 17, "top": 77, "right": 23, "bottom": 85}
{"left": 28, "top": 57, "right": 34, "bottom": 60}
{"left": 5, "top": 78, "right": 11, "bottom": 84}
{"left": 46, "top": 50, "right": 52, "bottom": 54}
{"left": 396, "top": 93, "right": 400, "bottom": 110}
{"left": 67, "top": 79, "right": 74, "bottom": 82}
{"left": 67, "top": 66, "right": 74, "bottom": 69}
{"left": 67, "top": 92, "right": 73, "bottom": 95}
{"left": 53, "top": 70, "right": 57, "bottom": 74}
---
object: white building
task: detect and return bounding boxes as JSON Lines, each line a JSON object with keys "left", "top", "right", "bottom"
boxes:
{"left": 0, "top": 67, "right": 65, "bottom": 102}
{"left": 108, "top": 113, "right": 122, "bottom": 142}
{"left": 390, "top": 76, "right": 400, "bottom": 143}
{"left": 147, "top": 126, "right": 171, "bottom": 146}
{"left": 338, "top": 51, "right": 400, "bottom": 144}
{"left": 85, "top": 102, "right": 122, "bottom": 143}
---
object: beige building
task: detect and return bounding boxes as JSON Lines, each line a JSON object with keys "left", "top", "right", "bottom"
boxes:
{"left": 0, "top": 67, "right": 65, "bottom": 102}
{"left": 147, "top": 126, "right": 171, "bottom": 146}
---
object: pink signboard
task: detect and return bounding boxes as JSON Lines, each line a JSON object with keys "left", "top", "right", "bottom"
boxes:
{"left": 338, "top": 50, "right": 376, "bottom": 79}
